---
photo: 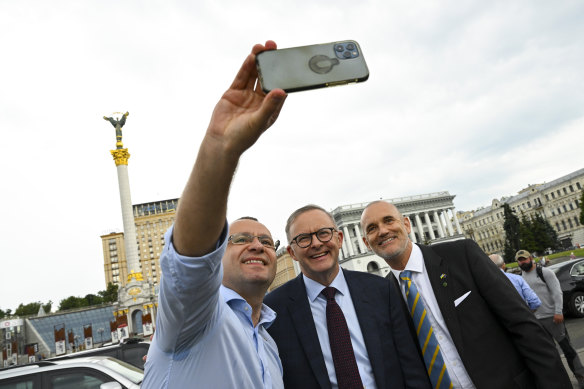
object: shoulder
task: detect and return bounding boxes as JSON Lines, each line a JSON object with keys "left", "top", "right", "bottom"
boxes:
{"left": 264, "top": 275, "right": 302, "bottom": 306}
{"left": 343, "top": 268, "right": 389, "bottom": 286}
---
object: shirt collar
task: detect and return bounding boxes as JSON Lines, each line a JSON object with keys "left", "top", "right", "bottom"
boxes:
{"left": 390, "top": 243, "right": 425, "bottom": 280}
{"left": 220, "top": 285, "right": 277, "bottom": 328}
{"left": 303, "top": 266, "right": 349, "bottom": 302}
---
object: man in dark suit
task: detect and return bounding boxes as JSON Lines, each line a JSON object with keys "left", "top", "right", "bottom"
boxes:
{"left": 265, "top": 204, "right": 431, "bottom": 389}
{"left": 359, "top": 200, "right": 571, "bottom": 389}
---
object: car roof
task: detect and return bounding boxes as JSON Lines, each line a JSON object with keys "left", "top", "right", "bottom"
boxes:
{"left": 548, "top": 258, "right": 584, "bottom": 271}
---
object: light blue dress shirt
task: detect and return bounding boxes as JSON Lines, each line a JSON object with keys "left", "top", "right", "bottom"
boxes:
{"left": 503, "top": 270, "right": 542, "bottom": 310}
{"left": 303, "top": 269, "right": 377, "bottom": 389}
{"left": 142, "top": 224, "right": 283, "bottom": 389}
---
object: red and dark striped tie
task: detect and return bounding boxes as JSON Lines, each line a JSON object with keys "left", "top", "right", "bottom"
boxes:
{"left": 322, "top": 286, "right": 363, "bottom": 389}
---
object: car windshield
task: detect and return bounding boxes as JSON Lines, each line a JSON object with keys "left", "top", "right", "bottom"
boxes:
{"left": 98, "top": 357, "right": 144, "bottom": 384}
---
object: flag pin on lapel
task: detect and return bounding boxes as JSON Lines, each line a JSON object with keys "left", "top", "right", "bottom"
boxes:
{"left": 440, "top": 273, "right": 448, "bottom": 287}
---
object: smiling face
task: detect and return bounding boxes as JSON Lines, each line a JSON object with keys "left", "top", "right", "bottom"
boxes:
{"left": 360, "top": 201, "right": 413, "bottom": 270}
{"left": 221, "top": 219, "right": 277, "bottom": 294}
{"left": 287, "top": 209, "right": 343, "bottom": 286}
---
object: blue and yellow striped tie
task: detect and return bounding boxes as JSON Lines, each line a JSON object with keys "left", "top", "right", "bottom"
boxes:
{"left": 400, "top": 270, "right": 452, "bottom": 389}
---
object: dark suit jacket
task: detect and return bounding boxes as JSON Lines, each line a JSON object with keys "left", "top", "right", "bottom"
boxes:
{"left": 264, "top": 268, "right": 431, "bottom": 389}
{"left": 397, "top": 240, "right": 571, "bottom": 389}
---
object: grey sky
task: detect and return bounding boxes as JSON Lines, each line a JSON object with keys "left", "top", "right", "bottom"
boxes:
{"left": 1, "top": 0, "right": 583, "bottom": 312}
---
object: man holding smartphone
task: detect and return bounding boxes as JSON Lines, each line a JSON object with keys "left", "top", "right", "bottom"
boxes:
{"left": 142, "top": 41, "right": 287, "bottom": 389}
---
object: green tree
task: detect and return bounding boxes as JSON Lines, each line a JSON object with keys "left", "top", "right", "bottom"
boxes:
{"left": 15, "top": 302, "right": 42, "bottom": 317}
{"left": 503, "top": 204, "right": 520, "bottom": 262}
{"left": 0, "top": 308, "right": 6, "bottom": 319}
{"left": 580, "top": 190, "right": 584, "bottom": 225}
{"left": 58, "top": 296, "right": 88, "bottom": 311}
{"left": 98, "top": 283, "right": 118, "bottom": 303}
{"left": 84, "top": 294, "right": 103, "bottom": 306}
{"left": 519, "top": 215, "right": 537, "bottom": 253}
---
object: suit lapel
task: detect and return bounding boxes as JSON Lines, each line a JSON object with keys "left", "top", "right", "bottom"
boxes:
{"left": 418, "top": 244, "right": 465, "bottom": 356}
{"left": 345, "top": 270, "right": 386, "bottom": 388}
{"left": 287, "top": 274, "right": 331, "bottom": 389}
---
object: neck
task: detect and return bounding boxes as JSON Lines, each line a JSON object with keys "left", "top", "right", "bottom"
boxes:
{"left": 224, "top": 284, "right": 267, "bottom": 327}
{"left": 304, "top": 265, "right": 340, "bottom": 286}
{"left": 385, "top": 241, "right": 413, "bottom": 271}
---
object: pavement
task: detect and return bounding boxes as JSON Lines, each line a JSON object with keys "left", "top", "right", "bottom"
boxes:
{"left": 561, "top": 347, "right": 584, "bottom": 388}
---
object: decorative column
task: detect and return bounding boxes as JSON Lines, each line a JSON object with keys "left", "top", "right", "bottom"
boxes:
{"left": 105, "top": 112, "right": 142, "bottom": 282}
{"left": 452, "top": 208, "right": 463, "bottom": 234}
{"left": 443, "top": 210, "right": 455, "bottom": 236}
{"left": 423, "top": 213, "right": 436, "bottom": 240}
{"left": 433, "top": 211, "right": 445, "bottom": 238}
{"left": 415, "top": 213, "right": 425, "bottom": 242}
{"left": 354, "top": 224, "right": 367, "bottom": 254}
{"left": 342, "top": 226, "right": 355, "bottom": 256}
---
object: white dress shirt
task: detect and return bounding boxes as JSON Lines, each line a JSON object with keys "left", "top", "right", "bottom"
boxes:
{"left": 390, "top": 244, "right": 475, "bottom": 389}
{"left": 303, "top": 269, "right": 378, "bottom": 389}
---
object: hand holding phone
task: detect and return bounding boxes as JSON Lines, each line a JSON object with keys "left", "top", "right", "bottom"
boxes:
{"left": 256, "top": 40, "right": 369, "bottom": 93}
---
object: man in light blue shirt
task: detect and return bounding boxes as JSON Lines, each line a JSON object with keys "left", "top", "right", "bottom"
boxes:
{"left": 489, "top": 254, "right": 541, "bottom": 311}
{"left": 142, "top": 40, "right": 287, "bottom": 389}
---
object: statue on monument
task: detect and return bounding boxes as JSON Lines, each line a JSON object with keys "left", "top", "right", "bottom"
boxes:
{"left": 103, "top": 112, "right": 130, "bottom": 142}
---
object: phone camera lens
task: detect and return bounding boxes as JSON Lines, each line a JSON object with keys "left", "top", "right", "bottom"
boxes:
{"left": 335, "top": 45, "right": 344, "bottom": 52}
{"left": 343, "top": 51, "right": 352, "bottom": 58}
{"left": 346, "top": 43, "right": 355, "bottom": 50}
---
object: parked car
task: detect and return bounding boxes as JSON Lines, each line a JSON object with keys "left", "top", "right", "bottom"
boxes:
{"left": 0, "top": 356, "right": 143, "bottom": 388}
{"left": 548, "top": 258, "right": 584, "bottom": 317}
{"left": 48, "top": 338, "right": 149, "bottom": 370}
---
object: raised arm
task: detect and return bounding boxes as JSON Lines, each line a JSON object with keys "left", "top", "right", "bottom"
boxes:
{"left": 173, "top": 41, "right": 287, "bottom": 257}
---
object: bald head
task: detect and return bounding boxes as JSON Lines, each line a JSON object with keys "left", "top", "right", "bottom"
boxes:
{"left": 360, "top": 201, "right": 403, "bottom": 230}
{"left": 489, "top": 254, "right": 505, "bottom": 269}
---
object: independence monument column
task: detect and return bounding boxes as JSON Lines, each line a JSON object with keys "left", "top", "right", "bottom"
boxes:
{"left": 104, "top": 112, "right": 154, "bottom": 338}
{"left": 103, "top": 112, "right": 141, "bottom": 280}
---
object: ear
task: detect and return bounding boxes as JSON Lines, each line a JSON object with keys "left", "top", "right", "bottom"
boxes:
{"left": 336, "top": 229, "right": 344, "bottom": 244}
{"left": 362, "top": 236, "right": 371, "bottom": 250}
{"left": 287, "top": 245, "right": 298, "bottom": 261}
{"left": 403, "top": 216, "right": 412, "bottom": 234}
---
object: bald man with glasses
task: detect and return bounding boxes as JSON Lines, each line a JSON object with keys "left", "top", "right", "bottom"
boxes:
{"left": 143, "top": 41, "right": 287, "bottom": 389}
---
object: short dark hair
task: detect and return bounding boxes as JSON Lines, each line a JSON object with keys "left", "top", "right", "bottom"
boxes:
{"left": 285, "top": 204, "right": 337, "bottom": 241}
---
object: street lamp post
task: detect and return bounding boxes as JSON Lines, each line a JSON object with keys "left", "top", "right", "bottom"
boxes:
{"left": 97, "top": 328, "right": 104, "bottom": 345}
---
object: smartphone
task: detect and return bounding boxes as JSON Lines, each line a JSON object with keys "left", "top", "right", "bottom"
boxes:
{"left": 256, "top": 40, "right": 369, "bottom": 93}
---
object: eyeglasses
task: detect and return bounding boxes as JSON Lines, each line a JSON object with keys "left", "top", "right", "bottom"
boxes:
{"left": 290, "top": 227, "right": 337, "bottom": 248}
{"left": 228, "top": 233, "right": 280, "bottom": 250}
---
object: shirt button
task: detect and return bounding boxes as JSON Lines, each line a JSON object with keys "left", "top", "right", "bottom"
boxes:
{"left": 244, "top": 307, "right": 249, "bottom": 311}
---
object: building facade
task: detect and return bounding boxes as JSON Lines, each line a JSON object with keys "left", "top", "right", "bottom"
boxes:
{"left": 101, "top": 199, "right": 178, "bottom": 288}
{"left": 459, "top": 168, "right": 584, "bottom": 256}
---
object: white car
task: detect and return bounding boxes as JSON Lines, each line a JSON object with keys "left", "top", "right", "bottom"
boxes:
{"left": 0, "top": 356, "right": 143, "bottom": 388}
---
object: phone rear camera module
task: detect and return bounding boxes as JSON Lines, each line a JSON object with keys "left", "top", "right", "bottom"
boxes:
{"left": 333, "top": 42, "right": 360, "bottom": 60}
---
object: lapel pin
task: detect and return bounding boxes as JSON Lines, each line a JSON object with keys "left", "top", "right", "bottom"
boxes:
{"left": 440, "top": 273, "right": 448, "bottom": 287}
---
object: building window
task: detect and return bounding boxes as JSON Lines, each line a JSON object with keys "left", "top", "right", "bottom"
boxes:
{"left": 556, "top": 223, "right": 560, "bottom": 230}
{"left": 562, "top": 220, "right": 567, "bottom": 230}
{"left": 576, "top": 217, "right": 580, "bottom": 226}
{"left": 563, "top": 188, "right": 568, "bottom": 195}
{"left": 570, "top": 185, "right": 574, "bottom": 192}
{"left": 563, "top": 205, "right": 568, "bottom": 212}
{"left": 545, "top": 194, "right": 549, "bottom": 201}
{"left": 577, "top": 182, "right": 582, "bottom": 190}
{"left": 568, "top": 219, "right": 573, "bottom": 228}
{"left": 552, "top": 193, "right": 556, "bottom": 199}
